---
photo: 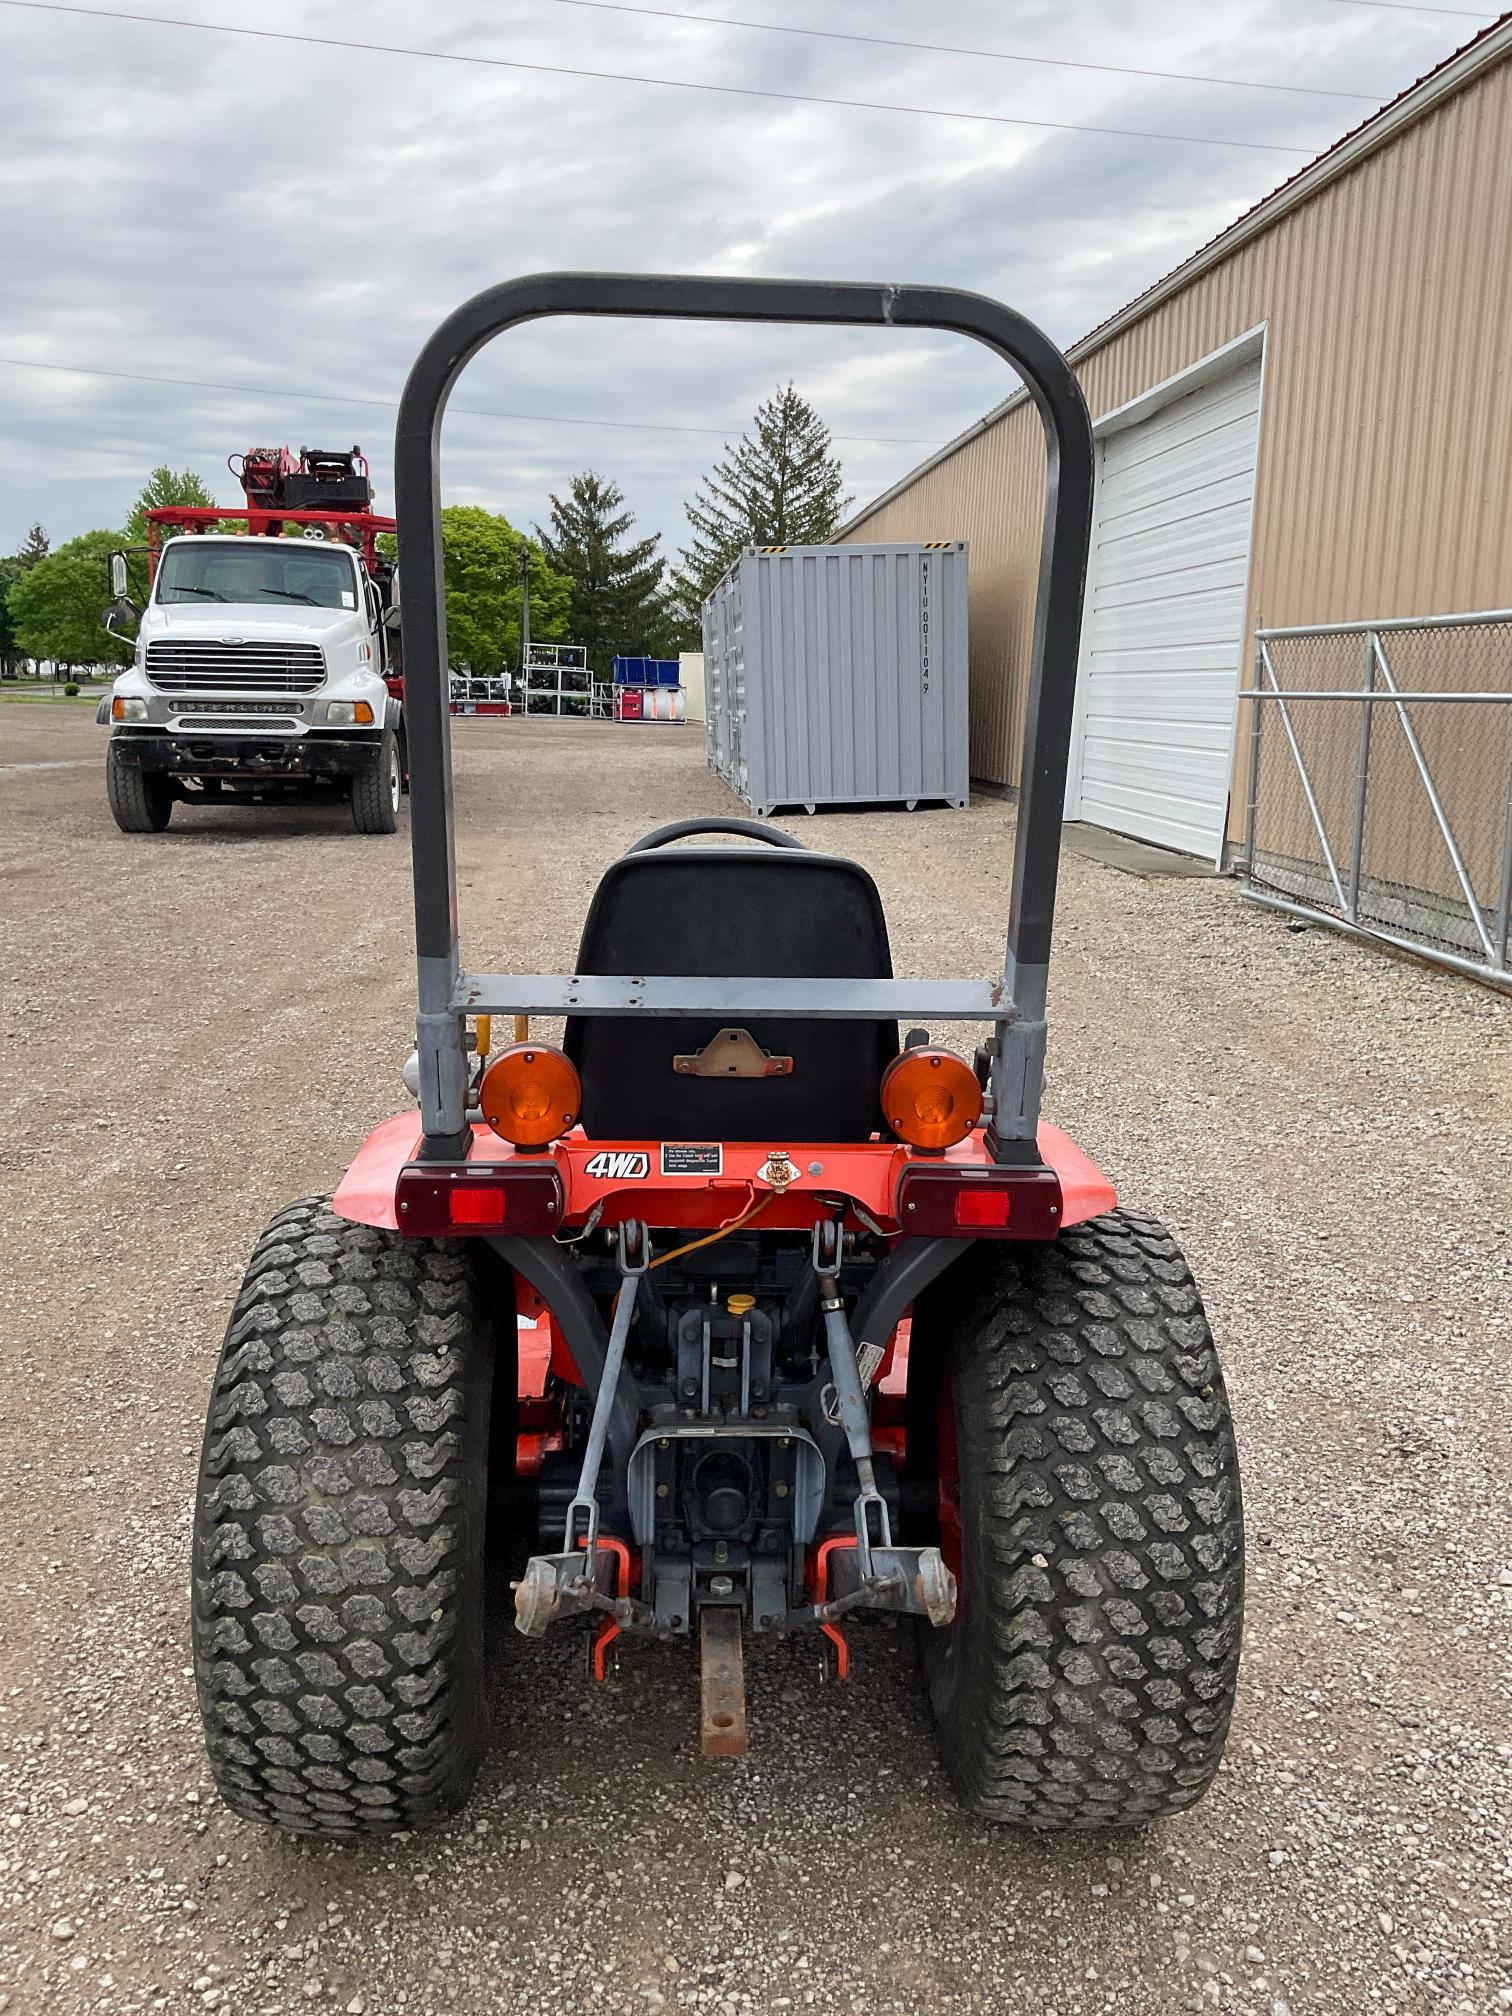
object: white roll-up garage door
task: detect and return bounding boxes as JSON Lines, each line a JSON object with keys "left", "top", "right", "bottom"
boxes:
{"left": 1068, "top": 351, "right": 1263, "bottom": 859}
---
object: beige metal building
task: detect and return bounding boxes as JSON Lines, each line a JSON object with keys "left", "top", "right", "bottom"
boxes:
{"left": 839, "top": 19, "right": 1512, "bottom": 866}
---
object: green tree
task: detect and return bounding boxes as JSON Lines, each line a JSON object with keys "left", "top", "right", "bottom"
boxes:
{"left": 9, "top": 530, "right": 132, "bottom": 669}
{"left": 436, "top": 506, "right": 571, "bottom": 675}
{"left": 536, "top": 471, "right": 673, "bottom": 676}
{"left": 126, "top": 466, "right": 217, "bottom": 546}
{"left": 17, "top": 523, "right": 49, "bottom": 570}
{"left": 670, "top": 383, "right": 851, "bottom": 625}
{"left": 0, "top": 556, "right": 23, "bottom": 675}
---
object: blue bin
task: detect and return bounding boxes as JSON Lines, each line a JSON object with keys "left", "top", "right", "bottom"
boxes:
{"left": 612, "top": 655, "right": 680, "bottom": 687}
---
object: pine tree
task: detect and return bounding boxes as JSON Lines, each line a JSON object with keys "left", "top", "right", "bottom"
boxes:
{"left": 17, "top": 523, "right": 49, "bottom": 570}
{"left": 669, "top": 384, "right": 851, "bottom": 626}
{"left": 536, "top": 472, "right": 669, "bottom": 676}
{"left": 127, "top": 467, "right": 216, "bottom": 545}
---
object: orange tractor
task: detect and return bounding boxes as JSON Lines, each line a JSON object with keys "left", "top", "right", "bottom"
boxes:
{"left": 190, "top": 274, "right": 1244, "bottom": 1835}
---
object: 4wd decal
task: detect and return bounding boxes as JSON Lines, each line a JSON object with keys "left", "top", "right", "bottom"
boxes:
{"left": 583, "top": 1150, "right": 650, "bottom": 1181}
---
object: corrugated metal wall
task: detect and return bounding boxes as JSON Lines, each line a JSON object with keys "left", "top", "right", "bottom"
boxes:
{"left": 841, "top": 52, "right": 1512, "bottom": 830}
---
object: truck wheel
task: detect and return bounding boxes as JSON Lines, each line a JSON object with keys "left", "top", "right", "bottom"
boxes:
{"left": 911, "top": 1210, "right": 1244, "bottom": 1828}
{"left": 106, "top": 743, "right": 173, "bottom": 832}
{"left": 191, "top": 1196, "right": 503, "bottom": 1834}
{"left": 350, "top": 731, "right": 401, "bottom": 834}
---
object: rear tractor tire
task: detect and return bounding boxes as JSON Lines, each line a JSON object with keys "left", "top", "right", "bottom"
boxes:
{"left": 914, "top": 1209, "right": 1244, "bottom": 1828}
{"left": 191, "top": 1196, "right": 502, "bottom": 1834}
{"left": 350, "top": 730, "right": 401, "bottom": 834}
{"left": 106, "top": 743, "right": 173, "bottom": 832}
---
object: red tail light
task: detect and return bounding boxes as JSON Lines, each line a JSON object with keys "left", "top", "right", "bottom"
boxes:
{"left": 448, "top": 1186, "right": 506, "bottom": 1226}
{"left": 895, "top": 1165, "right": 1063, "bottom": 1240}
{"left": 394, "top": 1162, "right": 564, "bottom": 1237}
{"left": 952, "top": 1187, "right": 1012, "bottom": 1228}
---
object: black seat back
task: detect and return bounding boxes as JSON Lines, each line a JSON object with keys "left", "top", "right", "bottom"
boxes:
{"left": 563, "top": 847, "right": 897, "bottom": 1143}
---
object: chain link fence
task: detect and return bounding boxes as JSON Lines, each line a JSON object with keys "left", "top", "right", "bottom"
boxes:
{"left": 1239, "top": 613, "right": 1512, "bottom": 986}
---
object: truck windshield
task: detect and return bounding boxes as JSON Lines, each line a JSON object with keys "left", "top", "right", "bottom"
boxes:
{"left": 156, "top": 541, "right": 358, "bottom": 609}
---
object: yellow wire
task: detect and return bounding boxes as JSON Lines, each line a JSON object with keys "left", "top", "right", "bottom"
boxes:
{"left": 646, "top": 1187, "right": 777, "bottom": 1270}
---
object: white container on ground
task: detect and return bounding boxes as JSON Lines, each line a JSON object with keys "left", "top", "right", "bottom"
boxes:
{"left": 702, "top": 542, "right": 968, "bottom": 814}
{"left": 678, "top": 649, "right": 706, "bottom": 723}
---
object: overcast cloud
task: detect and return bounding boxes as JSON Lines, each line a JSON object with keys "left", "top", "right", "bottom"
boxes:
{"left": 0, "top": 0, "right": 1484, "bottom": 561}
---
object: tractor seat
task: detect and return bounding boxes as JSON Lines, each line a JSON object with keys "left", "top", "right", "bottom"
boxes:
{"left": 563, "top": 842, "right": 897, "bottom": 1144}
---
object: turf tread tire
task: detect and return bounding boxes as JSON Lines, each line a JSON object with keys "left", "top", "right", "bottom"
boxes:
{"left": 350, "top": 731, "right": 400, "bottom": 834}
{"left": 106, "top": 744, "right": 172, "bottom": 832}
{"left": 191, "top": 1196, "right": 493, "bottom": 1834}
{"left": 918, "top": 1209, "right": 1244, "bottom": 1828}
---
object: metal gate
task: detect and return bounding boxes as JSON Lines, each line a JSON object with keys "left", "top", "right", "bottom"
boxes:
{"left": 1239, "top": 612, "right": 1512, "bottom": 988}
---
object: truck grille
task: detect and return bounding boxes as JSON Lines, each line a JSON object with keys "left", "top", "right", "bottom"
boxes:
{"left": 145, "top": 640, "right": 325, "bottom": 693}
{"left": 174, "top": 716, "right": 302, "bottom": 733}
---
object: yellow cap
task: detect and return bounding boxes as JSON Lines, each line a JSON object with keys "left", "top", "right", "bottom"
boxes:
{"left": 727, "top": 1293, "right": 756, "bottom": 1317}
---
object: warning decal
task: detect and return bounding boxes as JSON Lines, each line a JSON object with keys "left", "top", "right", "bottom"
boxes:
{"left": 660, "top": 1143, "right": 724, "bottom": 1177}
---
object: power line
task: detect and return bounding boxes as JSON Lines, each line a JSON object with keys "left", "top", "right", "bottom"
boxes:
{"left": 0, "top": 354, "right": 944, "bottom": 448}
{"left": 548, "top": 0, "right": 1387, "bottom": 103}
{"left": 1314, "top": 0, "right": 1491, "bottom": 14}
{"left": 0, "top": 0, "right": 1320, "bottom": 154}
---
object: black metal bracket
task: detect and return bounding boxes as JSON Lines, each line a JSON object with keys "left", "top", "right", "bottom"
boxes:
{"left": 850, "top": 1236, "right": 964, "bottom": 1351}
{"left": 490, "top": 1233, "right": 642, "bottom": 1501}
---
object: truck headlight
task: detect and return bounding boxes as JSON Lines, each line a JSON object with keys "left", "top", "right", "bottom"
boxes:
{"left": 111, "top": 696, "right": 147, "bottom": 722}
{"left": 325, "top": 700, "right": 375, "bottom": 726}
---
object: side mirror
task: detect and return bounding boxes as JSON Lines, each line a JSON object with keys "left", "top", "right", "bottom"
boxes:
{"left": 110, "top": 552, "right": 128, "bottom": 599}
{"left": 102, "top": 599, "right": 136, "bottom": 637}
{"left": 384, "top": 604, "right": 402, "bottom": 631}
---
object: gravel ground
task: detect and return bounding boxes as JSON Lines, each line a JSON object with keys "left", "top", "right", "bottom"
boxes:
{"left": 1, "top": 710, "right": 1509, "bottom": 2016}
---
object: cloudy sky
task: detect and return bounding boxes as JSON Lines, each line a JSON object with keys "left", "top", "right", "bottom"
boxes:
{"left": 0, "top": 0, "right": 1489, "bottom": 564}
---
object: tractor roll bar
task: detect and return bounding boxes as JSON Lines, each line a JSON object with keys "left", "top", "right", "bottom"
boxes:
{"left": 394, "top": 274, "right": 1094, "bottom": 1162}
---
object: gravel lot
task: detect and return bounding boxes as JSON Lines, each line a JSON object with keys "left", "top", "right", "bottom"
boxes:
{"left": 2, "top": 709, "right": 1509, "bottom": 2016}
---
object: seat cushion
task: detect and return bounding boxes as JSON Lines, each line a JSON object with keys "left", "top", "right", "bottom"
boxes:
{"left": 563, "top": 847, "right": 897, "bottom": 1143}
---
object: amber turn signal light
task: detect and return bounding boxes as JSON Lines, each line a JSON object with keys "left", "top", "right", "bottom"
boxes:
{"left": 479, "top": 1042, "right": 581, "bottom": 1149}
{"left": 881, "top": 1046, "right": 983, "bottom": 1150}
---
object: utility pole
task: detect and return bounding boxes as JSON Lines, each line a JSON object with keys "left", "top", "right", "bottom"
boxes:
{"left": 519, "top": 538, "right": 531, "bottom": 680}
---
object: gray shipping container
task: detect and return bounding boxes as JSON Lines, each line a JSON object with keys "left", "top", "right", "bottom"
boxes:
{"left": 702, "top": 542, "right": 969, "bottom": 815}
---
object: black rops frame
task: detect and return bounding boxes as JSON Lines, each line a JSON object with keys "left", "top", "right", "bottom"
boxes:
{"left": 393, "top": 274, "right": 1094, "bottom": 1165}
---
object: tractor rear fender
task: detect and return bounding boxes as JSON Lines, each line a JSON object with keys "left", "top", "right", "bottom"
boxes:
{"left": 331, "top": 1113, "right": 1115, "bottom": 1425}
{"left": 330, "top": 1113, "right": 1115, "bottom": 1237}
